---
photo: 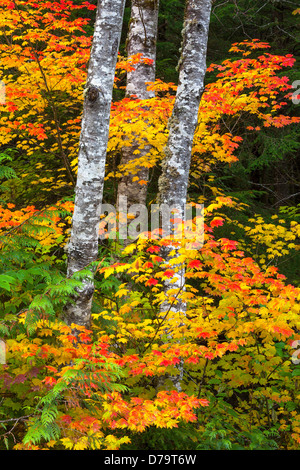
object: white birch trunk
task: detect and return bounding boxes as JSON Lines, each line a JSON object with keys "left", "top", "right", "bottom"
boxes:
{"left": 64, "top": 0, "right": 126, "bottom": 328}
{"left": 117, "top": 0, "right": 159, "bottom": 209}
{"left": 158, "top": 0, "right": 212, "bottom": 390}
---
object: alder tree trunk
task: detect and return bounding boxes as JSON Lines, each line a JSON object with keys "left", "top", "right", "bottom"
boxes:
{"left": 117, "top": 0, "right": 159, "bottom": 210}
{"left": 157, "top": 0, "right": 212, "bottom": 390}
{"left": 64, "top": 0, "right": 126, "bottom": 328}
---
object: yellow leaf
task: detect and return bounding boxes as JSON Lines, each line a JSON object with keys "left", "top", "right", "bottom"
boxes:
{"left": 60, "top": 438, "right": 74, "bottom": 450}
{"left": 73, "top": 438, "right": 88, "bottom": 450}
{"left": 104, "top": 266, "right": 115, "bottom": 279}
{"left": 115, "top": 288, "right": 129, "bottom": 298}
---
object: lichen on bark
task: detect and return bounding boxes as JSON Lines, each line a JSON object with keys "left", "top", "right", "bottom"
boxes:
{"left": 117, "top": 0, "right": 159, "bottom": 211}
{"left": 157, "top": 0, "right": 212, "bottom": 391}
{"left": 64, "top": 0, "right": 126, "bottom": 328}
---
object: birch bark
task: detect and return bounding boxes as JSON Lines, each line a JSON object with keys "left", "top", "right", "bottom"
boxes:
{"left": 64, "top": 0, "right": 126, "bottom": 328}
{"left": 157, "top": 0, "right": 212, "bottom": 389}
{"left": 117, "top": 0, "right": 159, "bottom": 209}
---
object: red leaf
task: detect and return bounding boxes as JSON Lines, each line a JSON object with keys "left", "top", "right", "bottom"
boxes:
{"left": 44, "top": 376, "right": 57, "bottom": 386}
{"left": 147, "top": 246, "right": 160, "bottom": 253}
{"left": 164, "top": 269, "right": 175, "bottom": 278}
{"left": 61, "top": 415, "right": 73, "bottom": 424}
{"left": 146, "top": 278, "right": 158, "bottom": 286}
{"left": 210, "top": 217, "right": 224, "bottom": 228}
{"left": 188, "top": 260, "right": 202, "bottom": 269}
{"left": 143, "top": 261, "right": 154, "bottom": 269}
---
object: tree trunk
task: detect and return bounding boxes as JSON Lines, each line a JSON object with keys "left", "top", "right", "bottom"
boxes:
{"left": 117, "top": 0, "right": 159, "bottom": 211}
{"left": 64, "top": 0, "right": 126, "bottom": 328}
{"left": 157, "top": 0, "right": 212, "bottom": 390}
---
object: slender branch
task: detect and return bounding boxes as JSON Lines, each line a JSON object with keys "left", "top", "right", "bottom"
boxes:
{"left": 272, "top": 191, "right": 300, "bottom": 207}
{"left": 0, "top": 414, "right": 34, "bottom": 424}
{"left": 11, "top": 1, "right": 76, "bottom": 186}
{"left": 30, "top": 52, "right": 76, "bottom": 186}
{"left": 197, "top": 358, "right": 209, "bottom": 398}
{"left": 142, "top": 282, "right": 186, "bottom": 354}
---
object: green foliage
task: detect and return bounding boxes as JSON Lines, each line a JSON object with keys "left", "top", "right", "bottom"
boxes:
{"left": 123, "top": 422, "right": 199, "bottom": 450}
{"left": 23, "top": 355, "right": 127, "bottom": 447}
{"left": 0, "top": 152, "right": 17, "bottom": 183}
{"left": 196, "top": 417, "right": 279, "bottom": 450}
{"left": 0, "top": 151, "right": 18, "bottom": 204}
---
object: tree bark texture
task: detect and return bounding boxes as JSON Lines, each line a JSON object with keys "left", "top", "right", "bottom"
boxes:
{"left": 65, "top": 0, "right": 126, "bottom": 328}
{"left": 117, "top": 0, "right": 159, "bottom": 209}
{"left": 157, "top": 0, "right": 212, "bottom": 390}
{"left": 158, "top": 0, "right": 211, "bottom": 213}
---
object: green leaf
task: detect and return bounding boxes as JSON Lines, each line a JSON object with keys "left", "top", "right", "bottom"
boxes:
{"left": 0, "top": 274, "right": 16, "bottom": 291}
